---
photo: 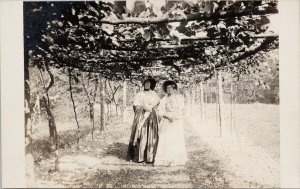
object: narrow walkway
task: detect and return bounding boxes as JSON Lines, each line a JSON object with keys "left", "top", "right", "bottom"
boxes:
{"left": 35, "top": 117, "right": 231, "bottom": 188}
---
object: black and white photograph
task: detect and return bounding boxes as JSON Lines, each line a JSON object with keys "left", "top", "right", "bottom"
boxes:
{"left": 1, "top": 0, "right": 300, "bottom": 188}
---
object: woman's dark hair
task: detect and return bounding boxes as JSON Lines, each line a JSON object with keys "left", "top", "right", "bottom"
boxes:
{"left": 143, "top": 78, "right": 156, "bottom": 90}
{"left": 162, "top": 80, "right": 177, "bottom": 93}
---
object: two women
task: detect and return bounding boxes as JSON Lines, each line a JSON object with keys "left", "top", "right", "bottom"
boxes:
{"left": 127, "top": 79, "right": 187, "bottom": 166}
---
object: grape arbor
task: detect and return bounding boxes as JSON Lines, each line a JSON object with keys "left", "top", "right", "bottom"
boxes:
{"left": 24, "top": 0, "right": 279, "bottom": 175}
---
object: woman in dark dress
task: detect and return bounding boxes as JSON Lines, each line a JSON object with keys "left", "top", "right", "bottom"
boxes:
{"left": 127, "top": 78, "right": 160, "bottom": 163}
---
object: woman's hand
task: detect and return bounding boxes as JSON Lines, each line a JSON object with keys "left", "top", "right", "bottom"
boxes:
{"left": 143, "top": 106, "right": 152, "bottom": 112}
{"left": 153, "top": 104, "right": 159, "bottom": 111}
{"left": 143, "top": 103, "right": 155, "bottom": 112}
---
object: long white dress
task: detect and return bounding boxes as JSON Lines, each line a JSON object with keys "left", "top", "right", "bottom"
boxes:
{"left": 154, "top": 94, "right": 188, "bottom": 166}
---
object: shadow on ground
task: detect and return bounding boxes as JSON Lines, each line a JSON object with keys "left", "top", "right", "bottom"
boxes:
{"left": 185, "top": 135, "right": 230, "bottom": 188}
{"left": 104, "top": 142, "right": 128, "bottom": 161}
{"left": 35, "top": 118, "right": 233, "bottom": 188}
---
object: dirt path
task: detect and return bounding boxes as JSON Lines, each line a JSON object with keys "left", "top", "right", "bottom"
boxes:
{"left": 35, "top": 117, "right": 233, "bottom": 188}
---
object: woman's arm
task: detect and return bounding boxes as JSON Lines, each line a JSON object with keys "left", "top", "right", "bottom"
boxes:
{"left": 162, "top": 114, "right": 173, "bottom": 122}
{"left": 156, "top": 97, "right": 166, "bottom": 117}
{"left": 164, "top": 95, "right": 185, "bottom": 121}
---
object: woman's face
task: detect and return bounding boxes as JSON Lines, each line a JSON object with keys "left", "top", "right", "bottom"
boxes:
{"left": 166, "top": 85, "right": 175, "bottom": 95}
{"left": 144, "top": 81, "right": 151, "bottom": 90}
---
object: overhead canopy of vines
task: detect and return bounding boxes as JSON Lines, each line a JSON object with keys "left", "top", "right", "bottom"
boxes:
{"left": 26, "top": 0, "right": 279, "bottom": 84}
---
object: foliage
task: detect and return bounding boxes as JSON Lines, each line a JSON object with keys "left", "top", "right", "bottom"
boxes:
{"left": 235, "top": 49, "right": 279, "bottom": 104}
{"left": 25, "top": 0, "right": 279, "bottom": 85}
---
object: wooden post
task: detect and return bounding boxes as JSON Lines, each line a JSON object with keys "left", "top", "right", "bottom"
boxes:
{"left": 100, "top": 77, "right": 105, "bottom": 131}
{"left": 186, "top": 91, "right": 190, "bottom": 116}
{"left": 68, "top": 69, "right": 80, "bottom": 146}
{"left": 215, "top": 85, "right": 219, "bottom": 125}
{"left": 98, "top": 77, "right": 101, "bottom": 129}
{"left": 204, "top": 83, "right": 208, "bottom": 122}
{"left": 200, "top": 82, "right": 204, "bottom": 122}
{"left": 191, "top": 89, "right": 193, "bottom": 115}
{"left": 217, "top": 72, "right": 224, "bottom": 136}
{"left": 192, "top": 86, "right": 196, "bottom": 115}
{"left": 104, "top": 79, "right": 108, "bottom": 126}
{"left": 230, "top": 83, "right": 234, "bottom": 134}
{"left": 109, "top": 103, "right": 112, "bottom": 117}
{"left": 122, "top": 80, "right": 127, "bottom": 122}
{"left": 133, "top": 85, "right": 137, "bottom": 97}
{"left": 232, "top": 83, "right": 241, "bottom": 150}
{"left": 133, "top": 85, "right": 137, "bottom": 114}
{"left": 36, "top": 96, "right": 41, "bottom": 128}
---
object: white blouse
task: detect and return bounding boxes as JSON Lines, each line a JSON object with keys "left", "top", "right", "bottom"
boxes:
{"left": 133, "top": 90, "right": 160, "bottom": 111}
{"left": 157, "top": 94, "right": 185, "bottom": 120}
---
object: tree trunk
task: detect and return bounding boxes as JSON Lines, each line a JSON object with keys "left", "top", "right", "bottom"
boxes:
{"left": 197, "top": 84, "right": 201, "bottom": 120}
{"left": 44, "top": 97, "right": 58, "bottom": 143}
{"left": 25, "top": 59, "right": 35, "bottom": 186}
{"left": 92, "top": 80, "right": 98, "bottom": 128}
{"left": 108, "top": 80, "right": 121, "bottom": 116}
{"left": 68, "top": 69, "right": 80, "bottom": 147}
{"left": 38, "top": 96, "right": 41, "bottom": 127}
{"left": 217, "top": 72, "right": 224, "bottom": 137}
{"left": 38, "top": 68, "right": 58, "bottom": 143}
{"left": 43, "top": 93, "right": 59, "bottom": 170}
{"left": 195, "top": 85, "right": 198, "bottom": 106}
{"left": 209, "top": 84, "right": 213, "bottom": 104}
{"left": 196, "top": 85, "right": 200, "bottom": 113}
{"left": 252, "top": 81, "right": 257, "bottom": 103}
{"left": 99, "top": 77, "right": 105, "bottom": 131}
{"left": 38, "top": 63, "right": 59, "bottom": 171}
{"left": 32, "top": 96, "right": 41, "bottom": 128}
{"left": 108, "top": 103, "right": 112, "bottom": 117}
{"left": 104, "top": 79, "right": 108, "bottom": 125}
{"left": 115, "top": 104, "right": 118, "bottom": 115}
{"left": 80, "top": 73, "right": 97, "bottom": 140}
{"left": 122, "top": 80, "right": 127, "bottom": 122}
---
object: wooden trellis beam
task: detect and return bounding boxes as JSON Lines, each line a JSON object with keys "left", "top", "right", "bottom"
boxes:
{"left": 82, "top": 55, "right": 203, "bottom": 64}
{"left": 107, "top": 33, "right": 278, "bottom": 51}
{"left": 119, "top": 36, "right": 215, "bottom": 43}
{"left": 112, "top": 44, "right": 204, "bottom": 51}
{"left": 208, "top": 36, "right": 278, "bottom": 73}
{"left": 41, "top": 38, "right": 278, "bottom": 78}
{"left": 67, "top": 36, "right": 277, "bottom": 71}
{"left": 118, "top": 33, "right": 278, "bottom": 43}
{"left": 99, "top": 8, "right": 278, "bottom": 25}
{"left": 52, "top": 36, "right": 278, "bottom": 79}
{"left": 231, "top": 36, "right": 277, "bottom": 64}
{"left": 78, "top": 34, "right": 278, "bottom": 65}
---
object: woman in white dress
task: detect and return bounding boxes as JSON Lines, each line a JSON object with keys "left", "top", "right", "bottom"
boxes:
{"left": 154, "top": 80, "right": 188, "bottom": 166}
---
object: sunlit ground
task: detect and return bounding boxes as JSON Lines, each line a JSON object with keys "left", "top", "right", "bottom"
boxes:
{"left": 32, "top": 103, "right": 279, "bottom": 188}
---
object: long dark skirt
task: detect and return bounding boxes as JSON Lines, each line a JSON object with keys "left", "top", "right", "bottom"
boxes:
{"left": 127, "top": 107, "right": 159, "bottom": 163}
